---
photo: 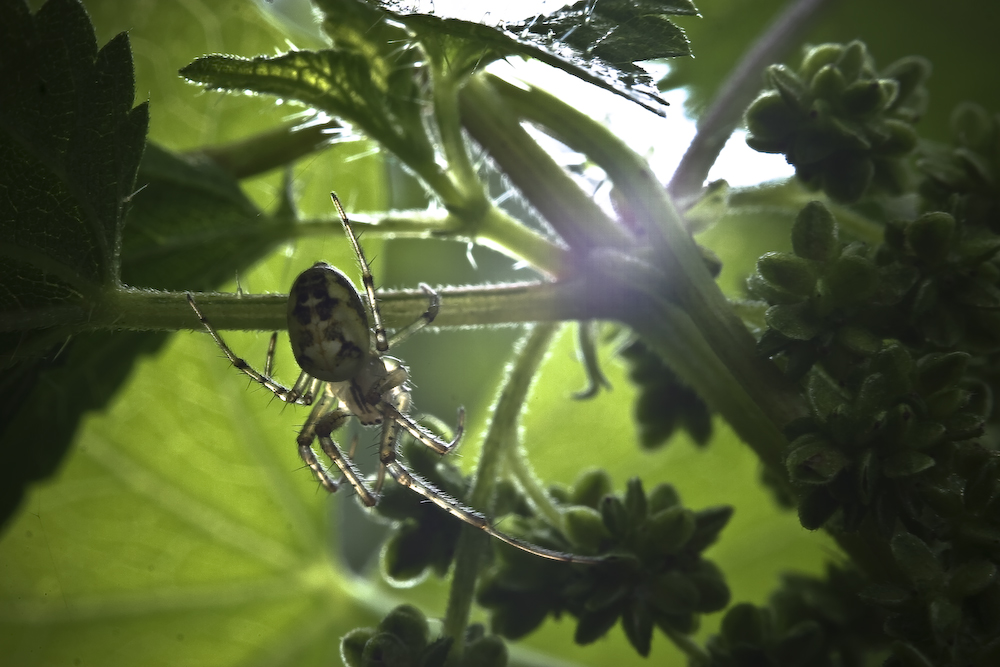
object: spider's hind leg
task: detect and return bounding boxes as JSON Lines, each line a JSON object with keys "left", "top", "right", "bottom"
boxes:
{"left": 299, "top": 390, "right": 378, "bottom": 506}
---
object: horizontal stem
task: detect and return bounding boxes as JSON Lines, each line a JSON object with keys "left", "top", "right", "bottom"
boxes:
{"left": 20, "top": 281, "right": 605, "bottom": 335}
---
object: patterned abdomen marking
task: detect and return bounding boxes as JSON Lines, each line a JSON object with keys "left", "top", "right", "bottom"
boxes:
{"left": 287, "top": 262, "right": 370, "bottom": 382}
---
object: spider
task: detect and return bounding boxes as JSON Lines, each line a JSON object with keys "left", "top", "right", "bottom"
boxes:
{"left": 187, "top": 193, "right": 600, "bottom": 565}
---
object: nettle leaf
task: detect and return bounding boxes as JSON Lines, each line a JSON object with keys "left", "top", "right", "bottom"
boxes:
{"left": 121, "top": 143, "right": 291, "bottom": 291}
{"left": 382, "top": 0, "right": 696, "bottom": 116}
{"left": 181, "top": 2, "right": 440, "bottom": 180}
{"left": 0, "top": 141, "right": 295, "bottom": 531}
{"left": 0, "top": 0, "right": 148, "bottom": 527}
{"left": 0, "top": 0, "right": 148, "bottom": 338}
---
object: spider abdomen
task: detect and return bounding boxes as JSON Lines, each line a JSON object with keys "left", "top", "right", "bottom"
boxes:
{"left": 287, "top": 262, "right": 371, "bottom": 382}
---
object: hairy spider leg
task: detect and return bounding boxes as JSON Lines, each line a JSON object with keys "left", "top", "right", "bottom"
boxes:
{"left": 330, "top": 191, "right": 388, "bottom": 353}
{"left": 380, "top": 384, "right": 603, "bottom": 564}
{"left": 187, "top": 293, "right": 316, "bottom": 405}
{"left": 387, "top": 283, "right": 440, "bottom": 348}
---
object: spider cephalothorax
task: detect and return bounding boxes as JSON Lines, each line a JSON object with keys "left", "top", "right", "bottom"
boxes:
{"left": 188, "top": 192, "right": 600, "bottom": 564}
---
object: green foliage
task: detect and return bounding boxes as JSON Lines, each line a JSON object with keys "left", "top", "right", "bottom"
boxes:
{"left": 5, "top": 1, "right": 1000, "bottom": 667}
{"left": 341, "top": 604, "right": 506, "bottom": 667}
{"left": 745, "top": 41, "right": 929, "bottom": 202}
{"left": 477, "top": 473, "right": 732, "bottom": 657}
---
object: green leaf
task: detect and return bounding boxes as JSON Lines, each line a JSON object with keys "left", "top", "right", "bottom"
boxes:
{"left": 181, "top": 48, "right": 439, "bottom": 182}
{"left": 0, "top": 0, "right": 148, "bottom": 528}
{"left": 0, "top": 0, "right": 147, "bottom": 336}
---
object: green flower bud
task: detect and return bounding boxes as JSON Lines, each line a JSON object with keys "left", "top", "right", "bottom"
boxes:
{"left": 860, "top": 583, "right": 910, "bottom": 608}
{"left": 600, "top": 495, "right": 630, "bottom": 538}
{"left": 835, "top": 325, "right": 882, "bottom": 356}
{"left": 575, "top": 605, "right": 621, "bottom": 645}
{"left": 916, "top": 352, "right": 970, "bottom": 395}
{"left": 624, "top": 477, "right": 648, "bottom": 523}
{"left": 837, "top": 40, "right": 869, "bottom": 83}
{"left": 766, "top": 63, "right": 806, "bottom": 106}
{"left": 747, "top": 272, "right": 804, "bottom": 304}
{"left": 786, "top": 434, "right": 848, "bottom": 484}
{"left": 687, "top": 505, "right": 735, "bottom": 553}
{"left": 882, "top": 56, "right": 932, "bottom": 112}
{"left": 822, "top": 153, "right": 874, "bottom": 203}
{"left": 688, "top": 560, "right": 731, "bottom": 612}
{"left": 342, "top": 628, "right": 376, "bottom": 667}
{"left": 907, "top": 420, "right": 946, "bottom": 450}
{"left": 891, "top": 532, "right": 944, "bottom": 592}
{"left": 362, "top": 632, "right": 410, "bottom": 667}
{"left": 563, "top": 506, "right": 612, "bottom": 551}
{"left": 807, "top": 369, "right": 849, "bottom": 420}
{"left": 647, "top": 482, "right": 681, "bottom": 513}
{"left": 745, "top": 91, "right": 798, "bottom": 141}
{"left": 645, "top": 505, "right": 697, "bottom": 554}
{"left": 766, "top": 303, "right": 823, "bottom": 340}
{"left": 650, "top": 571, "right": 701, "bottom": 614}
{"left": 951, "top": 101, "right": 993, "bottom": 149}
{"left": 930, "top": 597, "right": 961, "bottom": 638}
{"left": 906, "top": 212, "right": 956, "bottom": 265}
{"left": 623, "top": 598, "right": 654, "bottom": 657}
{"left": 809, "top": 63, "right": 847, "bottom": 100}
{"left": 801, "top": 43, "right": 845, "bottom": 82}
{"left": 842, "top": 79, "right": 888, "bottom": 116}
{"left": 882, "top": 450, "right": 936, "bottom": 478}
{"left": 721, "top": 603, "right": 766, "bottom": 645}
{"left": 379, "top": 605, "right": 428, "bottom": 653}
{"left": 757, "top": 252, "right": 818, "bottom": 296}
{"left": 871, "top": 343, "right": 915, "bottom": 397}
{"left": 948, "top": 560, "right": 997, "bottom": 599}
{"left": 875, "top": 118, "right": 918, "bottom": 155}
{"left": 854, "top": 372, "right": 890, "bottom": 415}
{"left": 792, "top": 201, "right": 839, "bottom": 262}
{"left": 798, "top": 486, "right": 839, "bottom": 529}
{"left": 463, "top": 635, "right": 508, "bottom": 667}
{"left": 925, "top": 387, "right": 970, "bottom": 419}
{"left": 570, "top": 468, "right": 614, "bottom": 508}
{"left": 774, "top": 621, "right": 825, "bottom": 666}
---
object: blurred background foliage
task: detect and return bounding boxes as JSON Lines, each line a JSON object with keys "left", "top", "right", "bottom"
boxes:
{"left": 2, "top": 0, "right": 1000, "bottom": 665}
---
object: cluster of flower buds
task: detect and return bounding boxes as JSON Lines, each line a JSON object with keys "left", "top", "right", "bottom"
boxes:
{"left": 745, "top": 41, "right": 929, "bottom": 202}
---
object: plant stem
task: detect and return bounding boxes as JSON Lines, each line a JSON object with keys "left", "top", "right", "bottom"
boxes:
{"left": 459, "top": 76, "right": 631, "bottom": 261}
{"left": 506, "top": 441, "right": 566, "bottom": 530}
{"left": 443, "top": 323, "right": 560, "bottom": 663}
{"left": 29, "top": 281, "right": 608, "bottom": 336}
{"left": 490, "top": 74, "right": 810, "bottom": 435}
{"left": 667, "top": 0, "right": 840, "bottom": 201}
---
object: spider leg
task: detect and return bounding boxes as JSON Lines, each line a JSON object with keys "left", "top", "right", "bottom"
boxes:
{"left": 187, "top": 293, "right": 313, "bottom": 405}
{"left": 298, "top": 390, "right": 378, "bottom": 505}
{"left": 383, "top": 458, "right": 602, "bottom": 565}
{"left": 330, "top": 192, "right": 388, "bottom": 353}
{"left": 378, "top": 390, "right": 597, "bottom": 563}
{"left": 384, "top": 402, "right": 465, "bottom": 455}
{"left": 387, "top": 283, "right": 439, "bottom": 349}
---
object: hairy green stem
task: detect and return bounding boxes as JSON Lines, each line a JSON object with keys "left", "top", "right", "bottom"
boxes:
{"left": 459, "top": 76, "right": 630, "bottom": 261}
{"left": 443, "top": 323, "right": 560, "bottom": 663}
{"left": 16, "top": 281, "right": 607, "bottom": 336}
{"left": 490, "top": 73, "right": 809, "bottom": 434}
{"left": 667, "top": 0, "right": 840, "bottom": 200}
{"left": 505, "top": 440, "right": 566, "bottom": 530}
